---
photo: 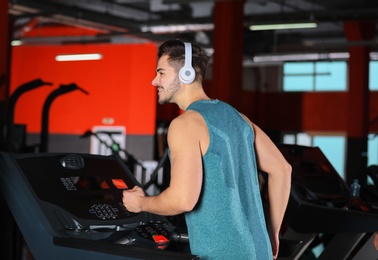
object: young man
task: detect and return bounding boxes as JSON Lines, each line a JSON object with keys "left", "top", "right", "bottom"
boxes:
{"left": 122, "top": 39, "right": 292, "bottom": 259}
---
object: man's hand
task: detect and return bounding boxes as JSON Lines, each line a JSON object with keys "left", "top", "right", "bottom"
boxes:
{"left": 122, "top": 186, "right": 145, "bottom": 213}
{"left": 374, "top": 232, "right": 378, "bottom": 251}
{"left": 270, "top": 232, "right": 279, "bottom": 259}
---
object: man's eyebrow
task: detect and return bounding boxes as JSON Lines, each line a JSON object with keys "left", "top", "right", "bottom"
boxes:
{"left": 156, "top": 68, "right": 164, "bottom": 73}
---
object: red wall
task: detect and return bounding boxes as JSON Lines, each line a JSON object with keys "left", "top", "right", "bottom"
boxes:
{"left": 240, "top": 91, "right": 378, "bottom": 133}
{"left": 10, "top": 43, "right": 157, "bottom": 135}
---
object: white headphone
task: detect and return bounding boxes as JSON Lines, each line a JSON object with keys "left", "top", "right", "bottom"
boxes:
{"left": 179, "top": 42, "right": 196, "bottom": 84}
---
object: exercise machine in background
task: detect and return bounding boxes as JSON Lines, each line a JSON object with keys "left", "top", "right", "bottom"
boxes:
{"left": 278, "top": 144, "right": 378, "bottom": 260}
{"left": 82, "top": 128, "right": 171, "bottom": 196}
{"left": 1, "top": 79, "right": 89, "bottom": 153}
{"left": 3, "top": 78, "right": 52, "bottom": 152}
{"left": 81, "top": 129, "right": 145, "bottom": 175}
{"left": 39, "top": 83, "right": 89, "bottom": 153}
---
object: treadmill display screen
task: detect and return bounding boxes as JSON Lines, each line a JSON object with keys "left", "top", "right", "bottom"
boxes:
{"left": 62, "top": 176, "right": 111, "bottom": 191}
{"left": 61, "top": 176, "right": 128, "bottom": 191}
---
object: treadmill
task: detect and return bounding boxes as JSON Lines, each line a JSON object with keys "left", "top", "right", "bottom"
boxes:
{"left": 0, "top": 152, "right": 198, "bottom": 259}
{"left": 279, "top": 144, "right": 378, "bottom": 259}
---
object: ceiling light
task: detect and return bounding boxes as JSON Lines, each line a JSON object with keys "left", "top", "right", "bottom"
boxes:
{"left": 141, "top": 24, "right": 214, "bottom": 34}
{"left": 252, "top": 52, "right": 349, "bottom": 63}
{"left": 249, "top": 22, "right": 317, "bottom": 31}
{"left": 11, "top": 40, "right": 22, "bottom": 47}
{"left": 252, "top": 52, "right": 378, "bottom": 63}
{"left": 55, "top": 53, "right": 102, "bottom": 62}
{"left": 9, "top": 4, "right": 39, "bottom": 14}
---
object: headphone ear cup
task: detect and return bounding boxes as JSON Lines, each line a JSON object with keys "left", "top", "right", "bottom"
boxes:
{"left": 179, "top": 65, "right": 195, "bottom": 84}
{"left": 180, "top": 42, "right": 196, "bottom": 84}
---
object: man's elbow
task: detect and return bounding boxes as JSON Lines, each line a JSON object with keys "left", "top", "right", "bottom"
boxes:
{"left": 269, "top": 161, "right": 292, "bottom": 184}
{"left": 178, "top": 194, "right": 198, "bottom": 213}
{"left": 284, "top": 162, "right": 292, "bottom": 176}
{"left": 171, "top": 187, "right": 200, "bottom": 213}
{"left": 283, "top": 162, "right": 292, "bottom": 185}
{"left": 178, "top": 197, "right": 197, "bottom": 213}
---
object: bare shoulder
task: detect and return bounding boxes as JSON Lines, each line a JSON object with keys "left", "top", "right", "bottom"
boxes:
{"left": 168, "top": 110, "right": 209, "bottom": 154}
{"left": 169, "top": 110, "right": 207, "bottom": 134}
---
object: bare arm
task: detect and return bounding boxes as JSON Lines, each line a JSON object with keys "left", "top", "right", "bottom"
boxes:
{"left": 122, "top": 112, "right": 204, "bottom": 216}
{"left": 252, "top": 123, "right": 292, "bottom": 259}
{"left": 241, "top": 114, "right": 291, "bottom": 259}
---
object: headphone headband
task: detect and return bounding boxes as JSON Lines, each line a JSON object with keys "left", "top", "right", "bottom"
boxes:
{"left": 184, "top": 42, "right": 192, "bottom": 68}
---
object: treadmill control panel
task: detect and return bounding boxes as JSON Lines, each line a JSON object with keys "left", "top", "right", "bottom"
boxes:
{"left": 10, "top": 153, "right": 167, "bottom": 234}
{"left": 115, "top": 223, "right": 172, "bottom": 250}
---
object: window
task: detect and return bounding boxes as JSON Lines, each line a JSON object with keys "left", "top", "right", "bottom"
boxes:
{"left": 368, "top": 134, "right": 378, "bottom": 165}
{"left": 370, "top": 61, "right": 378, "bottom": 90}
{"left": 283, "top": 61, "right": 347, "bottom": 91}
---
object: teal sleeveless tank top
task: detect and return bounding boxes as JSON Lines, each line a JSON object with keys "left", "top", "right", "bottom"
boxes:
{"left": 184, "top": 99, "right": 272, "bottom": 260}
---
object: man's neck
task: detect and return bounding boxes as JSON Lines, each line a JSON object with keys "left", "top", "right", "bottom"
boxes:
{"left": 174, "top": 83, "right": 210, "bottom": 111}
{"left": 178, "top": 93, "right": 210, "bottom": 111}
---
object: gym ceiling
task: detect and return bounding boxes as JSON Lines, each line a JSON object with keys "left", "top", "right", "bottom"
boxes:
{"left": 8, "top": 0, "right": 378, "bottom": 58}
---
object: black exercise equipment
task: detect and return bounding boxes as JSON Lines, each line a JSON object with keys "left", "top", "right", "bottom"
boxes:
{"left": 143, "top": 148, "right": 169, "bottom": 192}
{"left": 0, "top": 73, "right": 6, "bottom": 150}
{"left": 40, "top": 83, "right": 89, "bottom": 153}
{"left": 367, "top": 164, "right": 378, "bottom": 188}
{"left": 81, "top": 129, "right": 146, "bottom": 174}
{"left": 80, "top": 130, "right": 173, "bottom": 197}
{"left": 0, "top": 79, "right": 53, "bottom": 260}
{"left": 279, "top": 144, "right": 378, "bottom": 234}
{"left": 0, "top": 151, "right": 197, "bottom": 259}
{"left": 5, "top": 78, "right": 52, "bottom": 152}
{"left": 278, "top": 144, "right": 378, "bottom": 259}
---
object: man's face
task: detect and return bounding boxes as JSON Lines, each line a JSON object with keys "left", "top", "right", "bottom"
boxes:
{"left": 152, "top": 55, "right": 181, "bottom": 105}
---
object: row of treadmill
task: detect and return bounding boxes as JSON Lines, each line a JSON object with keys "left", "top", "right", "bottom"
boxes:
{"left": 1, "top": 144, "right": 378, "bottom": 259}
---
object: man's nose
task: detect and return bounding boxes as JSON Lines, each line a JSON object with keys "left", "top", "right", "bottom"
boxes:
{"left": 151, "top": 75, "right": 158, "bottom": 86}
